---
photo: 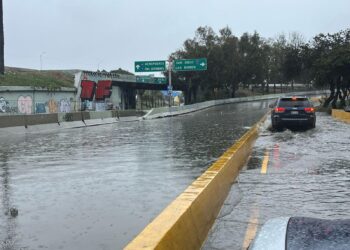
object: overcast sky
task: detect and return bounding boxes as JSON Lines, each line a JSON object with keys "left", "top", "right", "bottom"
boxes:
{"left": 4, "top": 0, "right": 350, "bottom": 73}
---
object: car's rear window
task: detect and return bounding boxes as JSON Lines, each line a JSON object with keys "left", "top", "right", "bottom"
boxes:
{"left": 278, "top": 98, "right": 310, "bottom": 107}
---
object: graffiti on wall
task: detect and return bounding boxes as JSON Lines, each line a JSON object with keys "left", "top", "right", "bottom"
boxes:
{"left": 36, "top": 103, "right": 46, "bottom": 113}
{"left": 17, "top": 96, "right": 33, "bottom": 114}
{"left": 0, "top": 97, "right": 10, "bottom": 113}
{"left": 48, "top": 99, "right": 58, "bottom": 113}
{"left": 95, "top": 102, "right": 106, "bottom": 111}
{"left": 59, "top": 99, "right": 71, "bottom": 113}
{"left": 95, "top": 80, "right": 112, "bottom": 100}
{"left": 80, "top": 80, "right": 112, "bottom": 111}
{"left": 0, "top": 97, "right": 19, "bottom": 113}
{"left": 81, "top": 80, "right": 112, "bottom": 101}
{"left": 34, "top": 99, "right": 71, "bottom": 114}
{"left": 0, "top": 93, "right": 75, "bottom": 114}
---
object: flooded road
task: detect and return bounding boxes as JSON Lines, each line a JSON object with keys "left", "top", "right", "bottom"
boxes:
{"left": 203, "top": 112, "right": 350, "bottom": 249}
{"left": 0, "top": 101, "right": 268, "bottom": 250}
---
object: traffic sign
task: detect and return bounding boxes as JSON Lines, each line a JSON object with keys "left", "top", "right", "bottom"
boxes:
{"left": 154, "top": 77, "right": 167, "bottom": 84}
{"left": 173, "top": 58, "right": 207, "bottom": 71}
{"left": 135, "top": 61, "right": 166, "bottom": 72}
{"left": 136, "top": 76, "right": 167, "bottom": 84}
{"left": 136, "top": 75, "right": 153, "bottom": 83}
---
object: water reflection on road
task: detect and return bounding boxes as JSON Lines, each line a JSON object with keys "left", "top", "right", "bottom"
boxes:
{"left": 204, "top": 112, "right": 350, "bottom": 250}
{"left": 0, "top": 101, "right": 268, "bottom": 250}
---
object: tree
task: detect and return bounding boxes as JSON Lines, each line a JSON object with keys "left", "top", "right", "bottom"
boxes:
{"left": 308, "top": 30, "right": 350, "bottom": 108}
{"left": 218, "top": 27, "right": 240, "bottom": 97}
{"left": 168, "top": 26, "right": 349, "bottom": 105}
{"left": 0, "top": 0, "right": 4, "bottom": 74}
{"left": 281, "top": 32, "right": 305, "bottom": 89}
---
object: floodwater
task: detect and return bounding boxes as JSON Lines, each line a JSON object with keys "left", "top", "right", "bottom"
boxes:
{"left": 203, "top": 112, "right": 350, "bottom": 249}
{"left": 0, "top": 101, "right": 268, "bottom": 250}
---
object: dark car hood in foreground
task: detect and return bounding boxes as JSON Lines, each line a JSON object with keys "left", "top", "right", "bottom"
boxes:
{"left": 250, "top": 217, "right": 350, "bottom": 250}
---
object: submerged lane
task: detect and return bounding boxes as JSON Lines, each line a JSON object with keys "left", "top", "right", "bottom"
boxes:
{"left": 0, "top": 101, "right": 268, "bottom": 250}
{"left": 204, "top": 112, "right": 350, "bottom": 249}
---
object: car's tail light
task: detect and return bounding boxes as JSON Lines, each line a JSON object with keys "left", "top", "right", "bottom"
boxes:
{"left": 274, "top": 107, "right": 285, "bottom": 113}
{"left": 304, "top": 107, "right": 315, "bottom": 113}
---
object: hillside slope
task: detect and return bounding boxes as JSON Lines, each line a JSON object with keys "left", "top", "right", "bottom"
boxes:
{"left": 0, "top": 67, "right": 77, "bottom": 89}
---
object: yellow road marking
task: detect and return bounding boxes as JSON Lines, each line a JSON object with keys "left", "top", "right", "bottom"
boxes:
{"left": 242, "top": 149, "right": 269, "bottom": 248}
{"left": 261, "top": 150, "right": 269, "bottom": 174}
{"left": 242, "top": 207, "right": 259, "bottom": 249}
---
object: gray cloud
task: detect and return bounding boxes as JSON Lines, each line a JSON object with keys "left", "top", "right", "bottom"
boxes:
{"left": 4, "top": 0, "right": 350, "bottom": 72}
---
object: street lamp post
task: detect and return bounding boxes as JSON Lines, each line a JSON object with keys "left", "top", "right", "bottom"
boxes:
{"left": 168, "top": 60, "right": 172, "bottom": 107}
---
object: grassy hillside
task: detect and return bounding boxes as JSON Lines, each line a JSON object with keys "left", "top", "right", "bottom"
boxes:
{"left": 0, "top": 67, "right": 76, "bottom": 89}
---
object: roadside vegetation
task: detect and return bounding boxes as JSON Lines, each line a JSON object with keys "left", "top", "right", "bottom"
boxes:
{"left": 0, "top": 67, "right": 75, "bottom": 89}
{"left": 169, "top": 27, "right": 350, "bottom": 107}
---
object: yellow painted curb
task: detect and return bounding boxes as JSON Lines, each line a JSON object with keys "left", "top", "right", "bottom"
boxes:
{"left": 332, "top": 109, "right": 350, "bottom": 124}
{"left": 124, "top": 115, "right": 267, "bottom": 250}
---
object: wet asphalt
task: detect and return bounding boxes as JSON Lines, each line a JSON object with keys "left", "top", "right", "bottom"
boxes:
{"left": 203, "top": 112, "right": 350, "bottom": 250}
{"left": 0, "top": 101, "right": 268, "bottom": 250}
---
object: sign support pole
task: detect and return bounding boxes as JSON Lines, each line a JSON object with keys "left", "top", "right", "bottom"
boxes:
{"left": 168, "top": 60, "right": 172, "bottom": 107}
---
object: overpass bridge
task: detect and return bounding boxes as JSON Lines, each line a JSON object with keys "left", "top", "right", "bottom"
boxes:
{"left": 74, "top": 71, "right": 185, "bottom": 110}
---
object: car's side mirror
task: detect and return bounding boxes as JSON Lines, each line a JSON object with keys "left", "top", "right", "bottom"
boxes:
{"left": 269, "top": 103, "right": 275, "bottom": 108}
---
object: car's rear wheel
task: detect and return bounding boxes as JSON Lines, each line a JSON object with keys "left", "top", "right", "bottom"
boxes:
{"left": 310, "top": 120, "right": 316, "bottom": 129}
{"left": 272, "top": 123, "right": 282, "bottom": 131}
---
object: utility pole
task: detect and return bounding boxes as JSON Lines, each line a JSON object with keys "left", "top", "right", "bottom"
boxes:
{"left": 168, "top": 60, "right": 172, "bottom": 107}
{"left": 0, "top": 0, "right": 4, "bottom": 74}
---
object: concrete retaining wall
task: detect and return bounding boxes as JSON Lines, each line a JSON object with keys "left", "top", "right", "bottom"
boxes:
{"left": 332, "top": 109, "right": 350, "bottom": 123}
{"left": 125, "top": 115, "right": 267, "bottom": 250}
{"left": 0, "top": 110, "right": 144, "bottom": 133}
{"left": 25, "top": 114, "right": 59, "bottom": 126}
{"left": 143, "top": 90, "right": 328, "bottom": 120}
{"left": 0, "top": 86, "right": 76, "bottom": 115}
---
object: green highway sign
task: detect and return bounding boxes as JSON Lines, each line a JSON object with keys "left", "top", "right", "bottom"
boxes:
{"left": 173, "top": 58, "right": 207, "bottom": 71}
{"left": 136, "top": 75, "right": 153, "bottom": 83}
{"left": 136, "top": 75, "right": 167, "bottom": 84}
{"left": 154, "top": 77, "right": 167, "bottom": 84}
{"left": 135, "top": 60, "right": 166, "bottom": 72}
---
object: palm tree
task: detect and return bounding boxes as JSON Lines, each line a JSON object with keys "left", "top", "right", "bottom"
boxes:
{"left": 0, "top": 0, "right": 4, "bottom": 74}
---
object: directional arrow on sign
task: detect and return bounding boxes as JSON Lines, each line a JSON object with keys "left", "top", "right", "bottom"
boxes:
{"left": 173, "top": 58, "right": 207, "bottom": 71}
{"left": 134, "top": 61, "right": 166, "bottom": 72}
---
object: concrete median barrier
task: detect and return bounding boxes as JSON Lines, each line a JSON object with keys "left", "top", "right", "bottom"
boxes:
{"left": 125, "top": 116, "right": 266, "bottom": 250}
{"left": 89, "top": 111, "right": 113, "bottom": 120}
{"left": 25, "top": 114, "right": 59, "bottom": 126}
{"left": 119, "top": 110, "right": 145, "bottom": 117}
{"left": 57, "top": 112, "right": 85, "bottom": 123}
{"left": 0, "top": 115, "right": 26, "bottom": 128}
{"left": 332, "top": 109, "right": 350, "bottom": 123}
